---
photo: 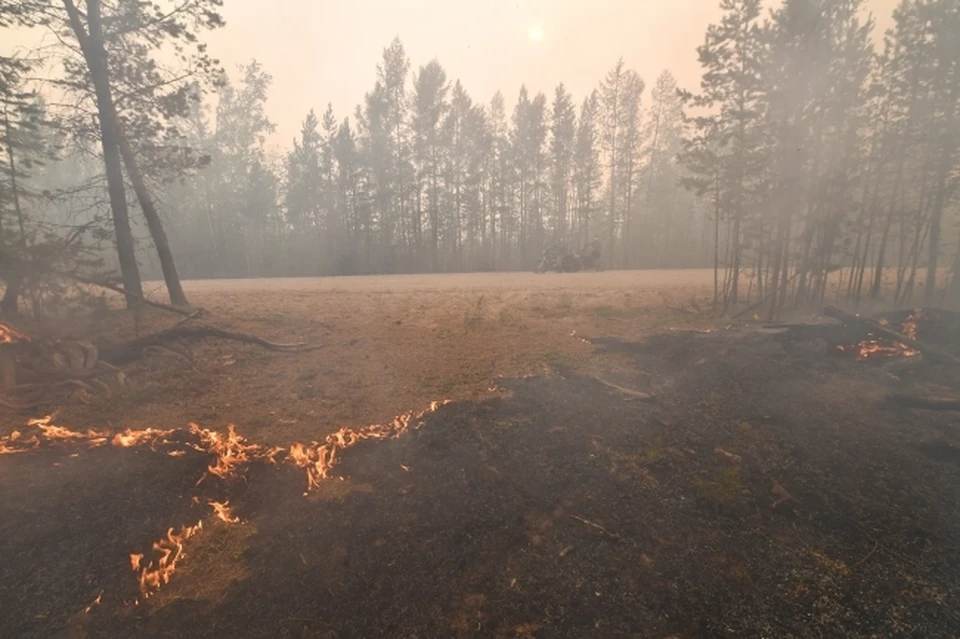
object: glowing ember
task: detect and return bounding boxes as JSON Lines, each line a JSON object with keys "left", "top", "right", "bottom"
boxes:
{"left": 83, "top": 589, "right": 103, "bottom": 614}
{"left": 209, "top": 500, "right": 240, "bottom": 523}
{"left": 855, "top": 337, "right": 918, "bottom": 360}
{"left": 287, "top": 400, "right": 450, "bottom": 491}
{"left": 0, "top": 323, "right": 29, "bottom": 345}
{"left": 900, "top": 308, "right": 925, "bottom": 340}
{"left": 132, "top": 521, "right": 203, "bottom": 598}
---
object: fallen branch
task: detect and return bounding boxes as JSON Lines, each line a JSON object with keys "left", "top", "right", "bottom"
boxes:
{"left": 569, "top": 514, "right": 624, "bottom": 542}
{"left": 52, "top": 270, "right": 198, "bottom": 317}
{"left": 884, "top": 393, "right": 960, "bottom": 411}
{"left": 99, "top": 324, "right": 323, "bottom": 364}
{"left": 593, "top": 376, "right": 655, "bottom": 402}
{"left": 852, "top": 540, "right": 879, "bottom": 569}
{"left": 823, "top": 306, "right": 960, "bottom": 367}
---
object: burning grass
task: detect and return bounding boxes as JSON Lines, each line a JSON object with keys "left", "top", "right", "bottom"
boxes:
{"left": 5, "top": 286, "right": 960, "bottom": 636}
{"left": 6, "top": 321, "right": 960, "bottom": 637}
{"left": 0, "top": 398, "right": 454, "bottom": 616}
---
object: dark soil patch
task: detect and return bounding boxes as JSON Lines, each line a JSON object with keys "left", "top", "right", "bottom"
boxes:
{"left": 5, "top": 325, "right": 960, "bottom": 638}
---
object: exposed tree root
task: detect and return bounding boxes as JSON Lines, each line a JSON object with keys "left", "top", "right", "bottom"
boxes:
{"left": 51, "top": 269, "right": 198, "bottom": 317}
{"left": 99, "top": 325, "right": 323, "bottom": 365}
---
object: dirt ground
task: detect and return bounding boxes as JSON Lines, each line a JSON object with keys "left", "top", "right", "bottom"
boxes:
{"left": 4, "top": 270, "right": 960, "bottom": 638}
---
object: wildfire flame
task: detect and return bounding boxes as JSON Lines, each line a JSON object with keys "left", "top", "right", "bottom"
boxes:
{"left": 112, "top": 427, "right": 175, "bottom": 449}
{"left": 188, "top": 423, "right": 284, "bottom": 482}
{"left": 900, "top": 308, "right": 925, "bottom": 341}
{"left": 287, "top": 400, "right": 450, "bottom": 491}
{"left": 2, "top": 400, "right": 451, "bottom": 603}
{"left": 131, "top": 521, "right": 203, "bottom": 598}
{"left": 856, "top": 339, "right": 918, "bottom": 360}
{"left": 83, "top": 589, "right": 103, "bottom": 614}
{"left": 209, "top": 499, "right": 240, "bottom": 524}
{"left": 0, "top": 322, "right": 29, "bottom": 345}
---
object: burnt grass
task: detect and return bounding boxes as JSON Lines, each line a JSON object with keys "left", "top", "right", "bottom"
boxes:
{"left": 5, "top": 326, "right": 960, "bottom": 638}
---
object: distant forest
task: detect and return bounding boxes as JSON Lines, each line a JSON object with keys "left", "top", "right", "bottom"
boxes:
{"left": 1, "top": 0, "right": 959, "bottom": 315}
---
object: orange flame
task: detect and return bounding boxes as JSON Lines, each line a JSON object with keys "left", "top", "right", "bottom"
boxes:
{"left": 131, "top": 521, "right": 203, "bottom": 598}
{"left": 112, "top": 428, "right": 175, "bottom": 448}
{"left": 4, "top": 401, "right": 451, "bottom": 602}
{"left": 209, "top": 500, "right": 240, "bottom": 524}
{"left": 0, "top": 418, "right": 178, "bottom": 455}
{"left": 83, "top": 589, "right": 103, "bottom": 614}
{"left": 188, "top": 423, "right": 282, "bottom": 481}
{"left": 287, "top": 400, "right": 450, "bottom": 491}
{"left": 856, "top": 338, "right": 918, "bottom": 360}
{"left": 0, "top": 322, "right": 29, "bottom": 345}
{"left": 900, "top": 308, "right": 925, "bottom": 341}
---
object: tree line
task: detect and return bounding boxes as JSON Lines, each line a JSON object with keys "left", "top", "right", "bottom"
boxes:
{"left": 161, "top": 45, "right": 701, "bottom": 278}
{"left": 1, "top": 0, "right": 959, "bottom": 316}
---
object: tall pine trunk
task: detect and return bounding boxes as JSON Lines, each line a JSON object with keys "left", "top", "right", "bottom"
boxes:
{"left": 64, "top": 0, "right": 143, "bottom": 306}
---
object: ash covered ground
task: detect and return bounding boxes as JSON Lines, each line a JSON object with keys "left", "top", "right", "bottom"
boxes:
{"left": 3, "top": 321, "right": 960, "bottom": 638}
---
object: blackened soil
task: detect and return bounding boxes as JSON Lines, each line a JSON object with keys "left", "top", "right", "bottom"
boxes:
{"left": 6, "top": 326, "right": 960, "bottom": 638}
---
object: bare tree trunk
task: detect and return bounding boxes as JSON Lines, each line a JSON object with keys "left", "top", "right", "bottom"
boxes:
{"left": 63, "top": 0, "right": 143, "bottom": 307}
{"left": 713, "top": 170, "right": 720, "bottom": 305}
{"left": 947, "top": 228, "right": 960, "bottom": 308}
{"left": 2, "top": 108, "right": 25, "bottom": 316}
{"left": 115, "top": 129, "right": 189, "bottom": 306}
{"left": 924, "top": 134, "right": 953, "bottom": 306}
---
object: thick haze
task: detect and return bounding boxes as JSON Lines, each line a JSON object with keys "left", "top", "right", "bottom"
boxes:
{"left": 3, "top": 0, "right": 896, "bottom": 148}
{"left": 205, "top": 0, "right": 895, "bottom": 149}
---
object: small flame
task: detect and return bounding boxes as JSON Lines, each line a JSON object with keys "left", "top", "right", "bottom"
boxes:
{"left": 287, "top": 400, "right": 449, "bottom": 491}
{"left": 132, "top": 521, "right": 203, "bottom": 598}
{"left": 0, "top": 322, "right": 29, "bottom": 345}
{"left": 209, "top": 500, "right": 240, "bottom": 524}
{"left": 900, "top": 308, "right": 925, "bottom": 340}
{"left": 112, "top": 428, "right": 175, "bottom": 448}
{"left": 188, "top": 423, "right": 282, "bottom": 481}
{"left": 83, "top": 589, "right": 103, "bottom": 614}
{"left": 856, "top": 338, "right": 918, "bottom": 360}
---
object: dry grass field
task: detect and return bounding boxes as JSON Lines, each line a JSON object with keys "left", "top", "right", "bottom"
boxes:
{"left": 1, "top": 269, "right": 717, "bottom": 440}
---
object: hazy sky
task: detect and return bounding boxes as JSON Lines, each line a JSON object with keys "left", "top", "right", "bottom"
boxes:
{"left": 207, "top": 0, "right": 897, "bottom": 151}
{"left": 7, "top": 0, "right": 898, "bottom": 151}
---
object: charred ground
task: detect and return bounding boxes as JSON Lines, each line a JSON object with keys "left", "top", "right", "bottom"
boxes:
{"left": 3, "top": 294, "right": 959, "bottom": 637}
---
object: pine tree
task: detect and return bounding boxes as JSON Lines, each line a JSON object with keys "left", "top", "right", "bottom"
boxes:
{"left": 617, "top": 71, "right": 644, "bottom": 266}
{"left": 549, "top": 83, "right": 577, "bottom": 246}
{"left": 573, "top": 91, "right": 601, "bottom": 247}
{"left": 411, "top": 60, "right": 449, "bottom": 271}
{"left": 642, "top": 70, "right": 684, "bottom": 266}
{"left": 377, "top": 38, "right": 412, "bottom": 263}
{"left": 599, "top": 58, "right": 628, "bottom": 263}
{"left": 683, "top": 0, "right": 766, "bottom": 307}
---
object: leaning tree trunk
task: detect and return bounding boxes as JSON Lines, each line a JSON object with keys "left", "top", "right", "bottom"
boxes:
{"left": 63, "top": 0, "right": 143, "bottom": 307}
{"left": 115, "top": 129, "right": 189, "bottom": 306}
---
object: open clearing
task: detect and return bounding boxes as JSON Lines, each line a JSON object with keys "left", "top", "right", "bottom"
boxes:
{"left": 1, "top": 270, "right": 716, "bottom": 441}
{"left": 3, "top": 270, "right": 959, "bottom": 638}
